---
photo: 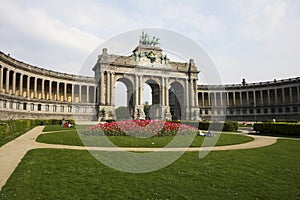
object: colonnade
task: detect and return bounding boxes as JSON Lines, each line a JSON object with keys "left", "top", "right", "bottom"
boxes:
{"left": 198, "top": 79, "right": 300, "bottom": 120}
{"left": 0, "top": 66, "right": 97, "bottom": 103}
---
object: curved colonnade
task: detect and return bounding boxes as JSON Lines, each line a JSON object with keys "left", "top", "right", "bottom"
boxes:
{"left": 0, "top": 52, "right": 97, "bottom": 120}
{"left": 198, "top": 78, "right": 300, "bottom": 121}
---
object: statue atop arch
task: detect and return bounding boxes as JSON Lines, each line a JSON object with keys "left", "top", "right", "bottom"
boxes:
{"left": 139, "top": 31, "right": 160, "bottom": 46}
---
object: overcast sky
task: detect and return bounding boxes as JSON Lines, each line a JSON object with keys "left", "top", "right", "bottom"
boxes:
{"left": 1, "top": 0, "right": 300, "bottom": 86}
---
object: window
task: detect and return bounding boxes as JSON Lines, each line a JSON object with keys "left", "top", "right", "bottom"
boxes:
{"left": 75, "top": 106, "right": 79, "bottom": 113}
{"left": 249, "top": 109, "right": 253, "bottom": 114}
{"left": 37, "top": 104, "right": 42, "bottom": 111}
{"left": 264, "top": 108, "right": 268, "bottom": 113}
{"left": 3, "top": 100, "right": 7, "bottom": 108}
{"left": 67, "top": 106, "right": 72, "bottom": 112}
{"left": 30, "top": 103, "right": 34, "bottom": 111}
{"left": 45, "top": 105, "right": 49, "bottom": 112}
{"left": 205, "top": 109, "right": 208, "bottom": 115}
{"left": 256, "top": 109, "right": 261, "bottom": 114}
{"left": 9, "top": 101, "right": 13, "bottom": 109}
{"left": 278, "top": 108, "right": 283, "bottom": 113}
{"left": 60, "top": 106, "right": 64, "bottom": 112}
{"left": 271, "top": 108, "right": 275, "bottom": 113}
{"left": 16, "top": 102, "right": 20, "bottom": 110}
{"left": 293, "top": 107, "right": 298, "bottom": 113}
{"left": 285, "top": 107, "right": 290, "bottom": 113}
{"left": 82, "top": 107, "right": 86, "bottom": 113}
{"left": 90, "top": 107, "right": 94, "bottom": 113}
{"left": 53, "top": 105, "right": 57, "bottom": 112}
{"left": 23, "top": 103, "right": 27, "bottom": 110}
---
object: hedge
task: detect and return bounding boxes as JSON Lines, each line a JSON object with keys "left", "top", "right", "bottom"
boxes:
{"left": 0, "top": 119, "right": 75, "bottom": 140}
{"left": 198, "top": 121, "right": 238, "bottom": 132}
{"left": 169, "top": 120, "right": 238, "bottom": 132}
{"left": 253, "top": 122, "right": 300, "bottom": 136}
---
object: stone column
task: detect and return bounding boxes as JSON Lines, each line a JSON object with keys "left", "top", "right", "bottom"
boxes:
{"left": 208, "top": 92, "right": 211, "bottom": 106}
{"left": 267, "top": 89, "right": 270, "bottom": 105}
{"left": 100, "top": 72, "right": 105, "bottom": 105}
{"left": 260, "top": 90, "right": 264, "bottom": 105}
{"left": 27, "top": 76, "right": 30, "bottom": 98}
{"left": 185, "top": 78, "right": 189, "bottom": 118}
{"left": 297, "top": 86, "right": 300, "bottom": 103}
{"left": 5, "top": 69, "right": 9, "bottom": 93}
{"left": 19, "top": 74, "right": 23, "bottom": 96}
{"left": 282, "top": 88, "right": 285, "bottom": 103}
{"left": 111, "top": 73, "right": 115, "bottom": 106}
{"left": 226, "top": 92, "right": 229, "bottom": 106}
{"left": 94, "top": 86, "right": 97, "bottom": 103}
{"left": 246, "top": 91, "right": 250, "bottom": 106}
{"left": 289, "top": 87, "right": 293, "bottom": 103}
{"left": 202, "top": 92, "right": 205, "bottom": 107}
{"left": 253, "top": 91, "right": 256, "bottom": 107}
{"left": 106, "top": 73, "right": 111, "bottom": 105}
{"left": 233, "top": 92, "right": 236, "bottom": 106}
{"left": 139, "top": 75, "right": 143, "bottom": 105}
{"left": 194, "top": 80, "right": 198, "bottom": 107}
{"left": 72, "top": 84, "right": 75, "bottom": 102}
{"left": 239, "top": 91, "right": 242, "bottom": 106}
{"left": 135, "top": 75, "right": 139, "bottom": 105}
{"left": 190, "top": 80, "right": 195, "bottom": 107}
{"left": 0, "top": 67, "right": 3, "bottom": 93}
{"left": 42, "top": 79, "right": 45, "bottom": 99}
{"left": 86, "top": 85, "right": 90, "bottom": 103}
{"left": 165, "top": 78, "right": 169, "bottom": 106}
{"left": 64, "top": 83, "right": 67, "bottom": 101}
{"left": 161, "top": 77, "right": 165, "bottom": 106}
{"left": 274, "top": 89, "right": 278, "bottom": 104}
{"left": 219, "top": 92, "right": 223, "bottom": 106}
{"left": 79, "top": 85, "right": 82, "bottom": 102}
{"left": 56, "top": 82, "right": 60, "bottom": 101}
{"left": 49, "top": 81, "right": 52, "bottom": 100}
{"left": 34, "top": 78, "right": 37, "bottom": 98}
{"left": 12, "top": 72, "right": 16, "bottom": 95}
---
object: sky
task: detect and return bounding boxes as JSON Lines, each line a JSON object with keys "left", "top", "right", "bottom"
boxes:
{"left": 0, "top": 0, "right": 300, "bottom": 86}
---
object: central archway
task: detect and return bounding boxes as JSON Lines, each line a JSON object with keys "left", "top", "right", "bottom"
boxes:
{"left": 144, "top": 79, "right": 160, "bottom": 120}
{"left": 169, "top": 81, "right": 184, "bottom": 120}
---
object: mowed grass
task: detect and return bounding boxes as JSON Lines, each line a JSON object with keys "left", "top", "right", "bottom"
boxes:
{"left": 1, "top": 139, "right": 300, "bottom": 199}
{"left": 37, "top": 126, "right": 254, "bottom": 147}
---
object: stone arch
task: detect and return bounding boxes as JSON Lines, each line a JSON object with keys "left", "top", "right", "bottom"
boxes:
{"left": 169, "top": 81, "right": 185, "bottom": 120}
{"left": 115, "top": 76, "right": 135, "bottom": 119}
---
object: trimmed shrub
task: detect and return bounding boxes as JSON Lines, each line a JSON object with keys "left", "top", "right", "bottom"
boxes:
{"left": 253, "top": 122, "right": 300, "bottom": 136}
{"left": 199, "top": 121, "right": 238, "bottom": 132}
{"left": 0, "top": 119, "right": 75, "bottom": 139}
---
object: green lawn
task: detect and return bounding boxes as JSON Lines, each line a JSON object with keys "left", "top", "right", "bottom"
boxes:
{"left": 42, "top": 125, "right": 76, "bottom": 132}
{"left": 1, "top": 139, "right": 300, "bottom": 199}
{"left": 36, "top": 130, "right": 254, "bottom": 147}
{"left": 0, "top": 127, "right": 33, "bottom": 147}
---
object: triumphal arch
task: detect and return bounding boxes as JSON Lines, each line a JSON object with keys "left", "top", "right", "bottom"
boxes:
{"left": 93, "top": 33, "right": 199, "bottom": 121}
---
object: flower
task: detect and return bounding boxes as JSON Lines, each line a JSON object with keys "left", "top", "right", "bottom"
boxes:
{"left": 84, "top": 120, "right": 198, "bottom": 137}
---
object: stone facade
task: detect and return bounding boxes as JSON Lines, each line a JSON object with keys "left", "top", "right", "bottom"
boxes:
{"left": 0, "top": 44, "right": 299, "bottom": 121}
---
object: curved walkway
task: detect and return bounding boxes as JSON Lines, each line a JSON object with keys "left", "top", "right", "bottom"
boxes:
{"left": 0, "top": 126, "right": 279, "bottom": 190}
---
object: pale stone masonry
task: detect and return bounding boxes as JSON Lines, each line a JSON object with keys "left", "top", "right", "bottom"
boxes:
{"left": 0, "top": 44, "right": 299, "bottom": 121}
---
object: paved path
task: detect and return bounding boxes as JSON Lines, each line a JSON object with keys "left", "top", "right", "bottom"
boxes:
{"left": 0, "top": 126, "right": 280, "bottom": 190}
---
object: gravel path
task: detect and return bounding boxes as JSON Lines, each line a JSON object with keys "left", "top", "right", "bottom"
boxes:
{"left": 0, "top": 126, "right": 280, "bottom": 190}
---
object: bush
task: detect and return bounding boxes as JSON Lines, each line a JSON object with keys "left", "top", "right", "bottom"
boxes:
{"left": 0, "top": 119, "right": 75, "bottom": 138}
{"left": 198, "top": 121, "right": 238, "bottom": 132}
{"left": 253, "top": 122, "right": 300, "bottom": 136}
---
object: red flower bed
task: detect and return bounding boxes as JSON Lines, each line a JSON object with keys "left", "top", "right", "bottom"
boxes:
{"left": 84, "top": 120, "right": 198, "bottom": 136}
